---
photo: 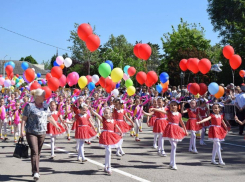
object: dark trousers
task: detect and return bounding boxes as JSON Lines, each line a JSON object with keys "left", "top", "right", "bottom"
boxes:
{"left": 236, "top": 108, "right": 245, "bottom": 134}
{"left": 26, "top": 133, "right": 46, "bottom": 174}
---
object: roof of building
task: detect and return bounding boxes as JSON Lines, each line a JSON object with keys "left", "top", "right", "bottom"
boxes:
{"left": 0, "top": 60, "right": 47, "bottom": 76}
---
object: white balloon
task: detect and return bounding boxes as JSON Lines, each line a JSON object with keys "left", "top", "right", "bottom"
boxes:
{"left": 32, "top": 68, "right": 35, "bottom": 71}
{"left": 56, "top": 56, "right": 64, "bottom": 66}
{"left": 111, "top": 89, "right": 119, "bottom": 97}
{"left": 92, "top": 75, "right": 99, "bottom": 83}
{"left": 64, "top": 58, "right": 72, "bottom": 67}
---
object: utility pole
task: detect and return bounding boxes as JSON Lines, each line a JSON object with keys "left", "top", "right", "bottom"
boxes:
{"left": 3, "top": 55, "right": 7, "bottom": 77}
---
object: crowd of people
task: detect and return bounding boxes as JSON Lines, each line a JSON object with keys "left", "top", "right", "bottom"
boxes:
{"left": 0, "top": 84, "right": 244, "bottom": 181}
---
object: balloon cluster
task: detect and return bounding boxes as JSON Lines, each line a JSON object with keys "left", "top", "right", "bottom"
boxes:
{"left": 5, "top": 61, "right": 15, "bottom": 79}
{"left": 156, "top": 72, "right": 169, "bottom": 93}
{"left": 223, "top": 45, "right": 242, "bottom": 70}
{"left": 208, "top": 82, "right": 224, "bottom": 99}
{"left": 123, "top": 65, "right": 136, "bottom": 96}
{"left": 187, "top": 83, "right": 207, "bottom": 96}
{"left": 179, "top": 58, "right": 211, "bottom": 74}
{"left": 53, "top": 56, "right": 73, "bottom": 69}
{"left": 77, "top": 23, "right": 100, "bottom": 52}
{"left": 133, "top": 43, "right": 152, "bottom": 60}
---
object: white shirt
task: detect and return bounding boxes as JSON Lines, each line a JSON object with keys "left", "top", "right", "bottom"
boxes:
{"left": 235, "top": 93, "right": 245, "bottom": 108}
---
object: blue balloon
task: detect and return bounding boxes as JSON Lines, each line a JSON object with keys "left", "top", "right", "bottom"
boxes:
{"left": 116, "top": 83, "right": 120, "bottom": 89}
{"left": 88, "top": 82, "right": 95, "bottom": 91}
{"left": 8, "top": 61, "right": 15, "bottom": 69}
{"left": 38, "top": 81, "right": 42, "bottom": 85}
{"left": 160, "top": 72, "right": 169, "bottom": 83}
{"left": 105, "top": 60, "right": 113, "bottom": 70}
{"left": 37, "top": 73, "right": 41, "bottom": 78}
{"left": 53, "top": 61, "right": 59, "bottom": 67}
{"left": 208, "top": 82, "right": 219, "bottom": 95}
{"left": 156, "top": 84, "right": 163, "bottom": 93}
{"left": 21, "top": 62, "right": 29, "bottom": 70}
{"left": 20, "top": 87, "right": 24, "bottom": 91}
{"left": 18, "top": 76, "right": 22, "bottom": 79}
{"left": 124, "top": 65, "right": 130, "bottom": 75}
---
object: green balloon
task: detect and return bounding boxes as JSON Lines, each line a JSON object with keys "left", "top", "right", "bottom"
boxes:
{"left": 15, "top": 78, "right": 19, "bottom": 84}
{"left": 125, "top": 78, "right": 133, "bottom": 88}
{"left": 98, "top": 63, "right": 111, "bottom": 78}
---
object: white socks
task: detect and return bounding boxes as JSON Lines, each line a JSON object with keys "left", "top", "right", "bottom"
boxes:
{"left": 51, "top": 137, "right": 55, "bottom": 156}
{"left": 158, "top": 134, "right": 164, "bottom": 152}
{"left": 153, "top": 134, "right": 158, "bottom": 147}
{"left": 105, "top": 146, "right": 112, "bottom": 171}
{"left": 77, "top": 140, "right": 85, "bottom": 160}
{"left": 200, "top": 128, "right": 205, "bottom": 144}
{"left": 189, "top": 131, "right": 197, "bottom": 151}
{"left": 170, "top": 140, "right": 177, "bottom": 167}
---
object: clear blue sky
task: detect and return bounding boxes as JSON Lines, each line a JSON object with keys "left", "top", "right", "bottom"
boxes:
{"left": 0, "top": 0, "right": 220, "bottom": 64}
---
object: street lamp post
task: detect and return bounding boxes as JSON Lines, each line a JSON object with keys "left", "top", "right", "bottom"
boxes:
{"left": 180, "top": 72, "right": 185, "bottom": 97}
{"left": 3, "top": 55, "right": 7, "bottom": 77}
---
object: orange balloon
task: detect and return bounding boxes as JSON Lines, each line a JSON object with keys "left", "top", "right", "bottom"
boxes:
{"left": 214, "top": 86, "right": 224, "bottom": 99}
{"left": 161, "top": 80, "right": 169, "bottom": 88}
{"left": 60, "top": 64, "right": 65, "bottom": 69}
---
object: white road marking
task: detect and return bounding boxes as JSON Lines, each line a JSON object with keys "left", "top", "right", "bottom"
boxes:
{"left": 44, "top": 143, "right": 151, "bottom": 182}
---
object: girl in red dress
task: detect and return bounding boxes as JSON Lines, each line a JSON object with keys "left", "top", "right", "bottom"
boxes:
{"left": 46, "top": 101, "right": 66, "bottom": 158}
{"left": 197, "top": 103, "right": 227, "bottom": 165}
{"left": 197, "top": 99, "right": 210, "bottom": 145}
{"left": 67, "top": 103, "right": 97, "bottom": 162}
{"left": 112, "top": 99, "right": 134, "bottom": 156}
{"left": 182, "top": 100, "right": 201, "bottom": 154}
{"left": 162, "top": 100, "right": 188, "bottom": 170}
{"left": 90, "top": 107, "right": 123, "bottom": 176}
{"left": 147, "top": 99, "right": 157, "bottom": 128}
{"left": 144, "top": 97, "right": 168, "bottom": 156}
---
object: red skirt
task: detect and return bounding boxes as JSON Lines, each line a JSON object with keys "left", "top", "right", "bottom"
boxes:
{"left": 75, "top": 125, "right": 97, "bottom": 140}
{"left": 200, "top": 116, "right": 210, "bottom": 127}
{"left": 115, "top": 121, "right": 132, "bottom": 133}
{"left": 208, "top": 126, "right": 227, "bottom": 141}
{"left": 153, "top": 118, "right": 168, "bottom": 134}
{"left": 46, "top": 122, "right": 66, "bottom": 136}
{"left": 148, "top": 116, "right": 156, "bottom": 127}
{"left": 163, "top": 123, "right": 186, "bottom": 142}
{"left": 186, "top": 118, "right": 201, "bottom": 132}
{"left": 71, "top": 121, "right": 77, "bottom": 131}
{"left": 99, "top": 131, "right": 123, "bottom": 148}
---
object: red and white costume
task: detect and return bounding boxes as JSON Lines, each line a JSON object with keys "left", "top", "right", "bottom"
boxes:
{"left": 197, "top": 107, "right": 209, "bottom": 127}
{"left": 153, "top": 107, "right": 168, "bottom": 134}
{"left": 185, "top": 108, "right": 201, "bottom": 132}
{"left": 46, "top": 111, "right": 66, "bottom": 136}
{"left": 113, "top": 109, "right": 131, "bottom": 134}
{"left": 208, "top": 114, "right": 227, "bottom": 141}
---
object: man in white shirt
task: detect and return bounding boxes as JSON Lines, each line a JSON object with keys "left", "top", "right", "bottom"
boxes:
{"left": 235, "top": 86, "right": 245, "bottom": 135}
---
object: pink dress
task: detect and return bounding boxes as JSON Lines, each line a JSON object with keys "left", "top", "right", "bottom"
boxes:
{"left": 186, "top": 108, "right": 201, "bottom": 132}
{"left": 163, "top": 111, "right": 186, "bottom": 142}
{"left": 0, "top": 106, "right": 6, "bottom": 121}
{"left": 208, "top": 114, "right": 227, "bottom": 141}
{"left": 99, "top": 117, "right": 123, "bottom": 148}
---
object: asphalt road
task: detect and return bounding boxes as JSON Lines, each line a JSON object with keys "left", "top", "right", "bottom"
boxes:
{"left": 0, "top": 124, "right": 245, "bottom": 182}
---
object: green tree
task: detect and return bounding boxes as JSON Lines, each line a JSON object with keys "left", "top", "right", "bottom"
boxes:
{"left": 207, "top": 0, "right": 245, "bottom": 84}
{"left": 19, "top": 55, "right": 38, "bottom": 64}
{"left": 160, "top": 18, "right": 211, "bottom": 85}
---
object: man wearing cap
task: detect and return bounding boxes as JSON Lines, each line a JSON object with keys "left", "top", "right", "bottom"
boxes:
{"left": 235, "top": 85, "right": 245, "bottom": 135}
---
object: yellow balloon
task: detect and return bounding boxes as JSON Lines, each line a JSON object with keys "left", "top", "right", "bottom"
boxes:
{"left": 10, "top": 86, "right": 14, "bottom": 91}
{"left": 111, "top": 68, "right": 123, "bottom": 83}
{"left": 78, "top": 76, "right": 88, "bottom": 89}
{"left": 127, "top": 86, "right": 136, "bottom": 96}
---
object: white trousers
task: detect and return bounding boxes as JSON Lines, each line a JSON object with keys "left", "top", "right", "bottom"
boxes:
{"left": 169, "top": 140, "right": 177, "bottom": 167}
{"left": 212, "top": 141, "right": 223, "bottom": 163}
{"left": 14, "top": 123, "right": 21, "bottom": 139}
{"left": 0, "top": 120, "right": 7, "bottom": 136}
{"left": 105, "top": 146, "right": 112, "bottom": 171}
{"left": 77, "top": 139, "right": 85, "bottom": 160}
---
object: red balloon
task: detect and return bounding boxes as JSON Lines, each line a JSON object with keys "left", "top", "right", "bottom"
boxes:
{"left": 86, "top": 34, "right": 100, "bottom": 52}
{"left": 199, "top": 83, "right": 207, "bottom": 95}
{"left": 42, "top": 86, "right": 52, "bottom": 100}
{"left": 51, "top": 66, "right": 63, "bottom": 79}
{"left": 99, "top": 77, "right": 106, "bottom": 88}
{"left": 188, "top": 58, "right": 199, "bottom": 74}
{"left": 9, "top": 72, "right": 14, "bottom": 80}
{"left": 136, "top": 71, "right": 147, "bottom": 85}
{"left": 229, "top": 54, "right": 242, "bottom": 70}
{"left": 46, "top": 73, "right": 52, "bottom": 80}
{"left": 198, "top": 58, "right": 211, "bottom": 74}
{"left": 223, "top": 45, "right": 234, "bottom": 59}
{"left": 139, "top": 44, "right": 152, "bottom": 60}
{"left": 133, "top": 44, "right": 142, "bottom": 59}
{"left": 86, "top": 75, "right": 92, "bottom": 83}
{"left": 187, "top": 83, "right": 192, "bottom": 91}
{"left": 147, "top": 71, "right": 158, "bottom": 86}
{"left": 47, "top": 77, "right": 59, "bottom": 91}
{"left": 5, "top": 65, "right": 13, "bottom": 76}
{"left": 162, "top": 87, "right": 168, "bottom": 93}
{"left": 77, "top": 23, "right": 93, "bottom": 41}
{"left": 25, "top": 68, "right": 35, "bottom": 82}
{"left": 239, "top": 70, "right": 245, "bottom": 78}
{"left": 16, "top": 74, "right": 19, "bottom": 78}
{"left": 59, "top": 74, "right": 67, "bottom": 87}
{"left": 30, "top": 81, "right": 41, "bottom": 91}
{"left": 145, "top": 79, "right": 151, "bottom": 87}
{"left": 189, "top": 83, "right": 200, "bottom": 95}
{"left": 73, "top": 89, "right": 80, "bottom": 95}
{"left": 179, "top": 59, "right": 188, "bottom": 71}
{"left": 105, "top": 78, "right": 113, "bottom": 93}
{"left": 128, "top": 67, "right": 136, "bottom": 76}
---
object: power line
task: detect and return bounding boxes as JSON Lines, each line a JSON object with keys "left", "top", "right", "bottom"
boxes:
{"left": 0, "top": 26, "right": 72, "bottom": 52}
